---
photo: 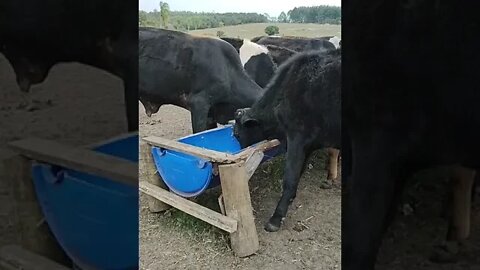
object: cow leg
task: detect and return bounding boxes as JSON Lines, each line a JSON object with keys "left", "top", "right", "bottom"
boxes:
{"left": 206, "top": 110, "right": 218, "bottom": 130}
{"left": 189, "top": 99, "right": 211, "bottom": 133}
{"left": 327, "top": 148, "right": 340, "bottom": 180}
{"left": 265, "top": 134, "right": 310, "bottom": 232}
{"left": 124, "top": 76, "right": 139, "bottom": 132}
{"left": 343, "top": 138, "right": 401, "bottom": 270}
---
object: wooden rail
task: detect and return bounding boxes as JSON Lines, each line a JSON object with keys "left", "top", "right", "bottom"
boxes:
{"left": 143, "top": 135, "right": 280, "bottom": 164}
{"left": 140, "top": 181, "right": 238, "bottom": 233}
{"left": 8, "top": 138, "right": 137, "bottom": 186}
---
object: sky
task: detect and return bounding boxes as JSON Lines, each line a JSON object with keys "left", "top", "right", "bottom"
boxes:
{"left": 139, "top": 0, "right": 341, "bottom": 18}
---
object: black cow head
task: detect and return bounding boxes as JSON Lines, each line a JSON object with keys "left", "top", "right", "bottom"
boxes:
{"left": 2, "top": 47, "right": 53, "bottom": 92}
{"left": 233, "top": 108, "right": 267, "bottom": 148}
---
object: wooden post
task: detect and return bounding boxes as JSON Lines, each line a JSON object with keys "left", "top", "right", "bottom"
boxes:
{"left": 448, "top": 166, "right": 475, "bottom": 241}
{"left": 4, "top": 155, "right": 70, "bottom": 266}
{"left": 326, "top": 148, "right": 340, "bottom": 180}
{"left": 140, "top": 142, "right": 170, "bottom": 212}
{"left": 218, "top": 162, "right": 259, "bottom": 257}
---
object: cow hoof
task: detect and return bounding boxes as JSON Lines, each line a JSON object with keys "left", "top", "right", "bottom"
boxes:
{"left": 264, "top": 222, "right": 280, "bottom": 232}
{"left": 319, "top": 179, "right": 333, "bottom": 189}
{"left": 265, "top": 216, "right": 282, "bottom": 232}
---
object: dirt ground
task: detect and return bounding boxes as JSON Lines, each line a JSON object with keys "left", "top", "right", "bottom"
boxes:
{"left": 139, "top": 105, "right": 342, "bottom": 270}
{"left": 376, "top": 170, "right": 480, "bottom": 269}
{"left": 0, "top": 54, "right": 127, "bottom": 251}
{"left": 138, "top": 105, "right": 480, "bottom": 270}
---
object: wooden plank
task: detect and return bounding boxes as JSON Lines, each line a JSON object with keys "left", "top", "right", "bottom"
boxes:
{"left": 144, "top": 136, "right": 280, "bottom": 164}
{"left": 140, "top": 142, "right": 171, "bottom": 212}
{"left": 8, "top": 138, "right": 137, "bottom": 187}
{"left": 218, "top": 162, "right": 259, "bottom": 257}
{"left": 231, "top": 139, "right": 280, "bottom": 162}
{"left": 245, "top": 151, "right": 264, "bottom": 179}
{"left": 218, "top": 194, "right": 226, "bottom": 216}
{"left": 143, "top": 136, "right": 236, "bottom": 163}
{"left": 0, "top": 245, "right": 69, "bottom": 270}
{"left": 139, "top": 181, "right": 238, "bottom": 233}
{"left": 85, "top": 132, "right": 138, "bottom": 149}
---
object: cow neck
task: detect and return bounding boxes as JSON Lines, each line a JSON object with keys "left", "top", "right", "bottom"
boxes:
{"left": 250, "top": 82, "right": 282, "bottom": 133}
{"left": 231, "top": 73, "right": 265, "bottom": 106}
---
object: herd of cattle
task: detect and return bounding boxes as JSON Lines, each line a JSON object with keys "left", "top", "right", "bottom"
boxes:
{"left": 1, "top": 1, "right": 478, "bottom": 269}
{"left": 139, "top": 27, "right": 341, "bottom": 232}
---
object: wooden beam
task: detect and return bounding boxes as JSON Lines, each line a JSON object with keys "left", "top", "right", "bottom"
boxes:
{"left": 86, "top": 132, "right": 138, "bottom": 149}
{"left": 140, "top": 142, "right": 170, "bottom": 212}
{"left": 218, "top": 162, "right": 259, "bottom": 257}
{"left": 231, "top": 139, "right": 280, "bottom": 162}
{"left": 143, "top": 136, "right": 236, "bottom": 163}
{"left": 143, "top": 136, "right": 280, "bottom": 164}
{"left": 245, "top": 151, "right": 264, "bottom": 180}
{"left": 8, "top": 138, "right": 137, "bottom": 187}
{"left": 0, "top": 245, "right": 70, "bottom": 270}
{"left": 139, "top": 181, "right": 238, "bottom": 233}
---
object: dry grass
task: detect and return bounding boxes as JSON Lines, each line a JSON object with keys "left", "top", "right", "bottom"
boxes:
{"left": 189, "top": 22, "right": 341, "bottom": 39}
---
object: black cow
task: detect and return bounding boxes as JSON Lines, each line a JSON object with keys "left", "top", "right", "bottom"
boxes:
{"left": 252, "top": 36, "right": 336, "bottom": 52}
{"left": 0, "top": 1, "right": 138, "bottom": 131}
{"left": 234, "top": 49, "right": 341, "bottom": 231}
{"left": 139, "top": 28, "right": 264, "bottom": 133}
{"left": 343, "top": 1, "right": 480, "bottom": 269}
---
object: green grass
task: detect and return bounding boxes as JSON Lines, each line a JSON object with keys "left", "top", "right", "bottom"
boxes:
{"left": 161, "top": 200, "right": 231, "bottom": 252}
{"left": 189, "top": 22, "right": 341, "bottom": 39}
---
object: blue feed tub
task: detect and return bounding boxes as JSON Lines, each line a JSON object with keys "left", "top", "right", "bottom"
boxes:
{"left": 152, "top": 125, "right": 281, "bottom": 197}
{"left": 32, "top": 135, "right": 138, "bottom": 270}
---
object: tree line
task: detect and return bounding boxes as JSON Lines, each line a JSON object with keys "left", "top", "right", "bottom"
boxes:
{"left": 287, "top": 6, "right": 340, "bottom": 24}
{"left": 139, "top": 3, "right": 340, "bottom": 30}
{"left": 139, "top": 10, "right": 268, "bottom": 30}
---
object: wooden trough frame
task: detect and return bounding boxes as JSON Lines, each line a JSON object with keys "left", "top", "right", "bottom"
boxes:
{"left": 140, "top": 135, "right": 280, "bottom": 257}
{"left": 1, "top": 133, "right": 138, "bottom": 269}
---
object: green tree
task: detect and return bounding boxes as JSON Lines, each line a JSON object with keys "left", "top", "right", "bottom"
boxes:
{"left": 139, "top": 11, "right": 148, "bottom": 26}
{"left": 216, "top": 30, "right": 225, "bottom": 37}
{"left": 264, "top": 25, "right": 279, "bottom": 35}
{"left": 278, "top": 12, "right": 287, "bottom": 23}
{"left": 159, "top": 1, "right": 170, "bottom": 28}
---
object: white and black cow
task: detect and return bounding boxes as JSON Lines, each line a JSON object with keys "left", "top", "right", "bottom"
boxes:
{"left": 0, "top": 0, "right": 138, "bottom": 131}
{"left": 139, "top": 28, "right": 265, "bottom": 133}
{"left": 234, "top": 49, "right": 341, "bottom": 232}
{"left": 221, "top": 37, "right": 297, "bottom": 88}
{"left": 320, "top": 36, "right": 341, "bottom": 49}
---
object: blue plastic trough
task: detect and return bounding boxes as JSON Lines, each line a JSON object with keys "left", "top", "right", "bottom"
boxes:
{"left": 31, "top": 135, "right": 138, "bottom": 270}
{"left": 151, "top": 125, "right": 282, "bottom": 197}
